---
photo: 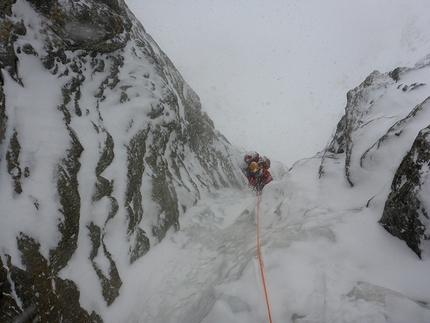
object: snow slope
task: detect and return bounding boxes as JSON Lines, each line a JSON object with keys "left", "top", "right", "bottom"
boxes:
{"left": 102, "top": 58, "right": 430, "bottom": 322}
{"left": 101, "top": 162, "right": 430, "bottom": 322}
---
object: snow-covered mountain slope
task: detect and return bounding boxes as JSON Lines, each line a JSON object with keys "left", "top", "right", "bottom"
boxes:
{"left": 111, "top": 59, "right": 430, "bottom": 322}
{"left": 0, "top": 0, "right": 243, "bottom": 321}
{"left": 114, "top": 182, "right": 430, "bottom": 323}
{"left": 1, "top": 0, "right": 430, "bottom": 322}
{"left": 320, "top": 56, "right": 430, "bottom": 259}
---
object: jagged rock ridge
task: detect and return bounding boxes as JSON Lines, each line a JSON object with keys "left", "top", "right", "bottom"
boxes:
{"left": 320, "top": 53, "right": 430, "bottom": 258}
{"left": 0, "top": 0, "right": 243, "bottom": 321}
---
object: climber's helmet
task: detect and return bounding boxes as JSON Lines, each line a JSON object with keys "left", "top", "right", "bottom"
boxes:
{"left": 250, "top": 161, "right": 259, "bottom": 172}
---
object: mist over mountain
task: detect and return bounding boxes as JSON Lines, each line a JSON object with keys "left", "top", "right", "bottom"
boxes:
{"left": 1, "top": 1, "right": 430, "bottom": 322}
{"left": 126, "top": 0, "right": 430, "bottom": 166}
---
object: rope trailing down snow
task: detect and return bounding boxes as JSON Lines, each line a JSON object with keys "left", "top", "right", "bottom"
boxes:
{"left": 257, "top": 188, "right": 273, "bottom": 323}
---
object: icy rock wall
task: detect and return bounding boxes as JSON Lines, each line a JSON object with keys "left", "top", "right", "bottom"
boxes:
{"left": 320, "top": 54, "right": 430, "bottom": 258}
{"left": 0, "top": 0, "right": 243, "bottom": 321}
{"left": 380, "top": 123, "right": 430, "bottom": 258}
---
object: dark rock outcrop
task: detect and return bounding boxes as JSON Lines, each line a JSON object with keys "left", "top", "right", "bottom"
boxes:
{"left": 11, "top": 233, "right": 102, "bottom": 322}
{"left": 379, "top": 125, "right": 430, "bottom": 258}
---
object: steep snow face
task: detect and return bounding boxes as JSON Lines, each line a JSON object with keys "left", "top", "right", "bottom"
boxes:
{"left": 105, "top": 58, "right": 430, "bottom": 323}
{"left": 0, "top": 0, "right": 243, "bottom": 320}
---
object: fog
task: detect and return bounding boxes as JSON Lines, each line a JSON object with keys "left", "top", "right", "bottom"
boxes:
{"left": 126, "top": 0, "right": 430, "bottom": 166}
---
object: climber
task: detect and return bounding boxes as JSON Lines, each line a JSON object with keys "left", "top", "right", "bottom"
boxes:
{"left": 244, "top": 161, "right": 273, "bottom": 193}
{"left": 244, "top": 151, "right": 261, "bottom": 166}
{"left": 243, "top": 152, "right": 271, "bottom": 170}
{"left": 241, "top": 152, "right": 273, "bottom": 191}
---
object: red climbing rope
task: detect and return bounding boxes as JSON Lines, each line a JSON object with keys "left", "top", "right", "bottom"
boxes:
{"left": 256, "top": 188, "right": 273, "bottom": 323}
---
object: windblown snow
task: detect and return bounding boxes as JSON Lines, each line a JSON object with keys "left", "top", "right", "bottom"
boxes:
{"left": 1, "top": 1, "right": 430, "bottom": 323}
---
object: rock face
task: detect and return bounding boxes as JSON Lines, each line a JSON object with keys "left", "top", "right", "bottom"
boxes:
{"left": 379, "top": 124, "right": 430, "bottom": 258}
{"left": 320, "top": 54, "right": 430, "bottom": 258}
{"left": 0, "top": 0, "right": 243, "bottom": 321}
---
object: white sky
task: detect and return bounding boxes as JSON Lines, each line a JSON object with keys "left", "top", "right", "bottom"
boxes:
{"left": 125, "top": 0, "right": 430, "bottom": 166}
